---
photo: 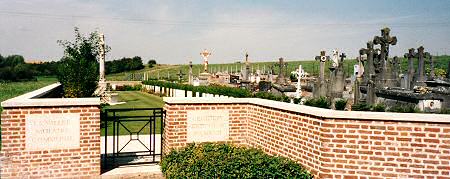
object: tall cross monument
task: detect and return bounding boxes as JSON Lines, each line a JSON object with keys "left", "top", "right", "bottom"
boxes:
{"left": 373, "top": 27, "right": 397, "bottom": 84}
{"left": 99, "top": 33, "right": 106, "bottom": 83}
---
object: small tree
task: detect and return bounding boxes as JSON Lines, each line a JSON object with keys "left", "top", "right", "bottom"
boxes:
{"left": 57, "top": 27, "right": 109, "bottom": 98}
{"left": 148, "top": 59, "right": 157, "bottom": 68}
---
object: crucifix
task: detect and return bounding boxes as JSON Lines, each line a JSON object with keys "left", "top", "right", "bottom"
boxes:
{"left": 373, "top": 27, "right": 397, "bottom": 82}
{"left": 200, "top": 49, "right": 211, "bottom": 73}
{"left": 314, "top": 51, "right": 330, "bottom": 82}
{"left": 295, "top": 65, "right": 306, "bottom": 98}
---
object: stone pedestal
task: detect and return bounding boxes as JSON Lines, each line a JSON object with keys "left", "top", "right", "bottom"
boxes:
{"left": 198, "top": 72, "right": 210, "bottom": 86}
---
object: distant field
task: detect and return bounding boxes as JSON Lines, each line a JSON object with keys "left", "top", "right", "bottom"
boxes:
{"left": 107, "top": 55, "right": 450, "bottom": 82}
{"left": 101, "top": 91, "right": 164, "bottom": 136}
{"left": 0, "top": 76, "right": 58, "bottom": 103}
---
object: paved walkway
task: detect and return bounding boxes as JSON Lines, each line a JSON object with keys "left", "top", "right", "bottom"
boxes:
{"left": 101, "top": 135, "right": 163, "bottom": 178}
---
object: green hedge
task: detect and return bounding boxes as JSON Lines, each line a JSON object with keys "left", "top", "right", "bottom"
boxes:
{"left": 143, "top": 80, "right": 290, "bottom": 100}
{"left": 161, "top": 143, "right": 313, "bottom": 179}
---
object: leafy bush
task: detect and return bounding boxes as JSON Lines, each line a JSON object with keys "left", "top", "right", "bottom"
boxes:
{"left": 161, "top": 143, "right": 313, "bottom": 179}
{"left": 304, "top": 96, "right": 330, "bottom": 109}
{"left": 334, "top": 98, "right": 347, "bottom": 110}
{"left": 388, "top": 104, "right": 420, "bottom": 113}
{"left": 351, "top": 103, "right": 371, "bottom": 111}
{"left": 148, "top": 59, "right": 157, "bottom": 68}
{"left": 57, "top": 27, "right": 107, "bottom": 98}
{"left": 115, "top": 85, "right": 142, "bottom": 91}
{"left": 372, "top": 103, "right": 386, "bottom": 112}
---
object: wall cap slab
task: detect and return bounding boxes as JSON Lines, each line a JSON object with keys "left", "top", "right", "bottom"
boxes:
{"left": 163, "top": 97, "right": 450, "bottom": 123}
{"left": 1, "top": 83, "right": 100, "bottom": 107}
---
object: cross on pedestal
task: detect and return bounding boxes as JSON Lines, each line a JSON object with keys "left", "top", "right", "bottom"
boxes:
{"left": 200, "top": 49, "right": 211, "bottom": 73}
{"left": 360, "top": 41, "right": 376, "bottom": 82}
{"left": 373, "top": 27, "right": 397, "bottom": 82}
{"left": 275, "top": 57, "right": 288, "bottom": 85}
{"left": 414, "top": 46, "right": 430, "bottom": 83}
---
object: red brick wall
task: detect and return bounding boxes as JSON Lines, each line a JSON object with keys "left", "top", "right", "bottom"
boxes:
{"left": 163, "top": 102, "right": 450, "bottom": 178}
{"left": 1, "top": 106, "right": 101, "bottom": 178}
{"left": 163, "top": 103, "right": 248, "bottom": 154}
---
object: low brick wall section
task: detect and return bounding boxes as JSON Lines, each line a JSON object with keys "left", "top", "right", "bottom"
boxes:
{"left": 163, "top": 98, "right": 450, "bottom": 178}
{"left": 1, "top": 83, "right": 101, "bottom": 178}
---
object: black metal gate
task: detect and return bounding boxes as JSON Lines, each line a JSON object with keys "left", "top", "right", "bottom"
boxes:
{"left": 101, "top": 108, "right": 165, "bottom": 170}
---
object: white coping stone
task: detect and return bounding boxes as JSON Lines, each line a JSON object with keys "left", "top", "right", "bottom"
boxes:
{"left": 1, "top": 83, "right": 100, "bottom": 107}
{"left": 164, "top": 97, "right": 450, "bottom": 123}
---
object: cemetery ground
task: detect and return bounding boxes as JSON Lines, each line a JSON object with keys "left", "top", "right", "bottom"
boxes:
{"left": 101, "top": 91, "right": 164, "bottom": 136}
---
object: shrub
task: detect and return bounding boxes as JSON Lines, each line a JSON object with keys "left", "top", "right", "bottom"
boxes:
{"left": 304, "top": 96, "right": 330, "bottom": 109}
{"left": 161, "top": 143, "right": 313, "bottom": 179}
{"left": 57, "top": 27, "right": 108, "bottom": 98}
{"left": 388, "top": 104, "right": 420, "bottom": 113}
{"left": 372, "top": 103, "right": 386, "bottom": 112}
{"left": 352, "top": 102, "right": 371, "bottom": 111}
{"left": 334, "top": 98, "right": 347, "bottom": 110}
{"left": 148, "top": 59, "right": 157, "bottom": 68}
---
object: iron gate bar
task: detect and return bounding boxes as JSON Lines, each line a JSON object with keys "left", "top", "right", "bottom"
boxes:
{"left": 102, "top": 108, "right": 165, "bottom": 169}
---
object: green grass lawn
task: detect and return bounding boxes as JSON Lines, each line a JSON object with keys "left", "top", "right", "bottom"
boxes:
{"left": 0, "top": 76, "right": 58, "bottom": 103}
{"left": 101, "top": 91, "right": 164, "bottom": 136}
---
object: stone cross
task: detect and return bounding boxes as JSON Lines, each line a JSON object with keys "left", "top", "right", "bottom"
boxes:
{"left": 200, "top": 49, "right": 211, "bottom": 73}
{"left": 415, "top": 46, "right": 429, "bottom": 84}
{"left": 315, "top": 51, "right": 330, "bottom": 82}
{"left": 275, "top": 57, "right": 288, "bottom": 85}
{"left": 391, "top": 56, "right": 400, "bottom": 85}
{"left": 99, "top": 33, "right": 106, "bottom": 83}
{"left": 429, "top": 55, "right": 435, "bottom": 79}
{"left": 188, "top": 61, "right": 193, "bottom": 84}
{"left": 404, "top": 48, "right": 416, "bottom": 89}
{"left": 373, "top": 27, "right": 397, "bottom": 83}
{"left": 295, "top": 65, "right": 305, "bottom": 98}
{"left": 359, "top": 41, "right": 376, "bottom": 83}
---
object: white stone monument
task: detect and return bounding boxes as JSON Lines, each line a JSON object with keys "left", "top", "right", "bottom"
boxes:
{"left": 331, "top": 49, "right": 339, "bottom": 68}
{"left": 295, "top": 65, "right": 306, "bottom": 98}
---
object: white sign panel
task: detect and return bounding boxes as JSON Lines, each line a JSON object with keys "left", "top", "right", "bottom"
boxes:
{"left": 26, "top": 113, "right": 80, "bottom": 150}
{"left": 187, "top": 110, "right": 229, "bottom": 143}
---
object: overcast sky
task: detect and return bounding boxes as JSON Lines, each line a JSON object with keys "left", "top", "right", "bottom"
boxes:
{"left": 0, "top": 0, "right": 449, "bottom": 64}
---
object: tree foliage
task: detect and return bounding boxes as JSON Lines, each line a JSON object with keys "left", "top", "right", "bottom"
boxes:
{"left": 0, "top": 54, "right": 37, "bottom": 82}
{"left": 148, "top": 59, "right": 157, "bottom": 68}
{"left": 57, "top": 27, "right": 109, "bottom": 98}
{"left": 105, "top": 56, "right": 144, "bottom": 74}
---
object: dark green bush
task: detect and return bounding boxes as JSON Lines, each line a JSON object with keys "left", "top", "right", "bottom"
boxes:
{"left": 372, "top": 103, "right": 386, "bottom": 112}
{"left": 388, "top": 104, "right": 420, "bottom": 113}
{"left": 161, "top": 143, "right": 313, "bottom": 179}
{"left": 334, "top": 98, "right": 347, "bottom": 110}
{"left": 304, "top": 96, "right": 330, "bottom": 109}
{"left": 351, "top": 102, "right": 371, "bottom": 111}
{"left": 115, "top": 85, "right": 142, "bottom": 91}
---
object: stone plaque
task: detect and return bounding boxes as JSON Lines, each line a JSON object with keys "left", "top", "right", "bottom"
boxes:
{"left": 26, "top": 113, "right": 80, "bottom": 150}
{"left": 187, "top": 110, "right": 229, "bottom": 143}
